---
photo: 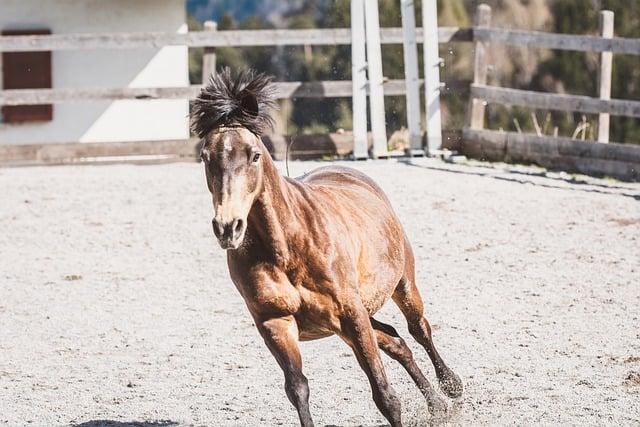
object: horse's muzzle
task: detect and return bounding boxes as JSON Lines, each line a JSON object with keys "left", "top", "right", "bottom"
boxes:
{"left": 212, "top": 218, "right": 245, "bottom": 250}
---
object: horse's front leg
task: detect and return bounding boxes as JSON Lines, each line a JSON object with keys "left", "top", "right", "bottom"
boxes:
{"left": 339, "top": 304, "right": 403, "bottom": 427}
{"left": 256, "top": 315, "right": 314, "bottom": 427}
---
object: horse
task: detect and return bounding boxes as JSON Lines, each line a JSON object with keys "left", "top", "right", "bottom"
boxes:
{"left": 191, "top": 68, "right": 463, "bottom": 427}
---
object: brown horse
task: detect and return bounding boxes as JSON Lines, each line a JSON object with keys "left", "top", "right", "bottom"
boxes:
{"left": 191, "top": 68, "right": 462, "bottom": 427}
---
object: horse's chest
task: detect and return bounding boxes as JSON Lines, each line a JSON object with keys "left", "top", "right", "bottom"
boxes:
{"left": 240, "top": 278, "right": 302, "bottom": 317}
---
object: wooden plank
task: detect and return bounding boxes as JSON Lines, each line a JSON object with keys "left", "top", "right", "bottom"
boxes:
{"left": 474, "top": 27, "right": 640, "bottom": 55}
{"left": 0, "top": 139, "right": 199, "bottom": 166}
{"left": 422, "top": 0, "right": 443, "bottom": 152}
{"left": 598, "top": 11, "right": 614, "bottom": 143}
{"left": 0, "top": 27, "right": 472, "bottom": 52}
{"left": 351, "top": 0, "right": 369, "bottom": 159}
{"left": 0, "top": 86, "right": 201, "bottom": 105}
{"left": 201, "top": 21, "right": 218, "bottom": 83}
{"left": 462, "top": 128, "right": 640, "bottom": 181}
{"left": 0, "top": 133, "right": 365, "bottom": 166}
{"left": 436, "top": 27, "right": 474, "bottom": 43}
{"left": 364, "top": 0, "right": 389, "bottom": 158}
{"left": 470, "top": 4, "right": 491, "bottom": 130}
{"left": 464, "top": 128, "right": 640, "bottom": 163}
{"left": 400, "top": 0, "right": 423, "bottom": 154}
{"left": 1, "top": 79, "right": 459, "bottom": 105}
{"left": 281, "top": 133, "right": 359, "bottom": 159}
{"left": 471, "top": 84, "right": 640, "bottom": 118}
{"left": 382, "top": 27, "right": 473, "bottom": 44}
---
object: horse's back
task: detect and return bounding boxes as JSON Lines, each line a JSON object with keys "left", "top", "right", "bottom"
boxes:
{"left": 297, "top": 165, "right": 392, "bottom": 207}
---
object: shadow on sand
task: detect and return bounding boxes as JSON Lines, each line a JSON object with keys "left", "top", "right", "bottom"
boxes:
{"left": 398, "top": 158, "right": 640, "bottom": 201}
{"left": 73, "top": 421, "right": 178, "bottom": 427}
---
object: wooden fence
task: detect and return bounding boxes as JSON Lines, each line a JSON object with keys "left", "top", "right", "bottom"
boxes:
{"left": 465, "top": 4, "right": 640, "bottom": 180}
{"left": 1, "top": 2, "right": 640, "bottom": 180}
{"left": 0, "top": 10, "right": 470, "bottom": 164}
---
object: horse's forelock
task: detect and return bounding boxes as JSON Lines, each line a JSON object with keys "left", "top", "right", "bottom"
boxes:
{"left": 190, "top": 67, "right": 277, "bottom": 139}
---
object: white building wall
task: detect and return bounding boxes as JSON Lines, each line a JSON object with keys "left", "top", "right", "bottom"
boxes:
{"left": 0, "top": 0, "right": 189, "bottom": 144}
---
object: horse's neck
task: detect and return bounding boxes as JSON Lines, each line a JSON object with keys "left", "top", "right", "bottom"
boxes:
{"left": 246, "top": 151, "right": 292, "bottom": 264}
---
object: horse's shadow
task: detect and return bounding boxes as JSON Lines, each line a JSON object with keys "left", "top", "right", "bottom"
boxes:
{"left": 325, "top": 425, "right": 389, "bottom": 427}
{"left": 72, "top": 421, "right": 177, "bottom": 427}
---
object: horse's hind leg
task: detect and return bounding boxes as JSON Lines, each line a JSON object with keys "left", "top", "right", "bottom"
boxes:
{"left": 392, "top": 244, "right": 463, "bottom": 398}
{"left": 371, "top": 317, "right": 448, "bottom": 415}
{"left": 392, "top": 279, "right": 463, "bottom": 398}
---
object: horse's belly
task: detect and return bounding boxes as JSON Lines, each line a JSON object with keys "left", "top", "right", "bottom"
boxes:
{"left": 356, "top": 234, "right": 406, "bottom": 315}
{"left": 298, "top": 328, "right": 334, "bottom": 341}
{"left": 358, "top": 267, "right": 403, "bottom": 315}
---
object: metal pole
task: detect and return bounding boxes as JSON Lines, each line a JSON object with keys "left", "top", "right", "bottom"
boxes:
{"left": 365, "top": 0, "right": 388, "bottom": 158}
{"left": 598, "top": 10, "right": 614, "bottom": 143}
{"left": 351, "top": 0, "right": 369, "bottom": 159}
{"left": 422, "top": 0, "right": 443, "bottom": 153}
{"left": 400, "top": 0, "right": 424, "bottom": 156}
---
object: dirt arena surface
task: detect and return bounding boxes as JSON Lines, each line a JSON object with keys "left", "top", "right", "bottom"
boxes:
{"left": 1, "top": 158, "right": 639, "bottom": 426}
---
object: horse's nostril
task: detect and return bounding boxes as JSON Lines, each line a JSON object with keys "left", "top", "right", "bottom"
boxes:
{"left": 212, "top": 220, "right": 223, "bottom": 238}
{"left": 233, "top": 219, "right": 244, "bottom": 236}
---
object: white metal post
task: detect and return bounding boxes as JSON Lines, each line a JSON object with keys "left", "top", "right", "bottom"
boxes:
{"left": 598, "top": 10, "right": 614, "bottom": 143}
{"left": 351, "top": 0, "right": 369, "bottom": 159}
{"left": 364, "top": 0, "right": 388, "bottom": 158}
{"left": 421, "top": 0, "right": 442, "bottom": 153}
{"left": 400, "top": 0, "right": 424, "bottom": 155}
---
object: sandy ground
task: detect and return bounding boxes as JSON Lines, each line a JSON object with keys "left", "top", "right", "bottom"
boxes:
{"left": 1, "top": 158, "right": 639, "bottom": 427}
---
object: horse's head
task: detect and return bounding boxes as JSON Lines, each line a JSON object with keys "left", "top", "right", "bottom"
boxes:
{"left": 191, "top": 68, "right": 276, "bottom": 250}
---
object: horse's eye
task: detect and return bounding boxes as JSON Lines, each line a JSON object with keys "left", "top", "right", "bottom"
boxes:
{"left": 251, "top": 152, "right": 261, "bottom": 163}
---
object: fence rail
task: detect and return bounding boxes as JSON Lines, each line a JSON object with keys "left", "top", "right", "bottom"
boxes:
{"left": 4, "top": 26, "right": 638, "bottom": 54}
{"left": 474, "top": 27, "right": 640, "bottom": 55}
{"left": 471, "top": 84, "right": 640, "bottom": 118}
{"left": 463, "top": 128, "right": 640, "bottom": 181}
{"left": 0, "top": 27, "right": 472, "bottom": 52}
{"left": 0, "top": 80, "right": 471, "bottom": 106}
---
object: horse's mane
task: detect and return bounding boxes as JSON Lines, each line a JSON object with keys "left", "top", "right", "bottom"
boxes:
{"left": 191, "top": 67, "right": 277, "bottom": 139}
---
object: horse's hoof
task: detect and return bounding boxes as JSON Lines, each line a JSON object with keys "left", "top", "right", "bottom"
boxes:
{"left": 428, "top": 394, "right": 449, "bottom": 416}
{"left": 439, "top": 373, "right": 463, "bottom": 398}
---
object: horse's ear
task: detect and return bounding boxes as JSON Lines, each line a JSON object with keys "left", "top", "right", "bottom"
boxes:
{"left": 239, "top": 90, "right": 259, "bottom": 118}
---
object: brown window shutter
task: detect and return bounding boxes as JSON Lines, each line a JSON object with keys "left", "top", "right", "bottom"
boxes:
{"left": 2, "top": 29, "right": 53, "bottom": 123}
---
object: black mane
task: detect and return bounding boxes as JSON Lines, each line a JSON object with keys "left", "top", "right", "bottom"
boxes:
{"left": 190, "top": 67, "right": 276, "bottom": 138}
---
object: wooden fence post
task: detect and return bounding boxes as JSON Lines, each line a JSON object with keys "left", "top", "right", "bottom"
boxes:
{"left": 351, "top": 0, "right": 369, "bottom": 159}
{"left": 400, "top": 0, "right": 423, "bottom": 155}
{"left": 598, "top": 10, "right": 614, "bottom": 143}
{"left": 469, "top": 4, "right": 491, "bottom": 130}
{"left": 201, "top": 20, "right": 217, "bottom": 83}
{"left": 364, "top": 0, "right": 389, "bottom": 158}
{"left": 422, "top": 0, "right": 443, "bottom": 153}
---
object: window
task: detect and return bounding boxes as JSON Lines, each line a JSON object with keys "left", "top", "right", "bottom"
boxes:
{"left": 2, "top": 29, "right": 52, "bottom": 123}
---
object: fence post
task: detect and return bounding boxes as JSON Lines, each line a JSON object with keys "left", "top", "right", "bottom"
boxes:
{"left": 598, "top": 10, "right": 614, "bottom": 143}
{"left": 469, "top": 4, "right": 491, "bottom": 130}
{"left": 422, "top": 0, "right": 443, "bottom": 153}
{"left": 201, "top": 20, "right": 217, "bottom": 83}
{"left": 400, "top": 0, "right": 423, "bottom": 156}
{"left": 351, "top": 0, "right": 369, "bottom": 160}
{"left": 364, "top": 0, "right": 389, "bottom": 158}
